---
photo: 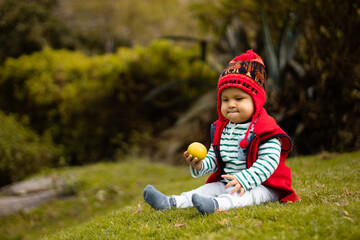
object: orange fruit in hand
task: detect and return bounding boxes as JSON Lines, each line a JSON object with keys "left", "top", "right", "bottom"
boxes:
{"left": 187, "top": 142, "right": 207, "bottom": 161}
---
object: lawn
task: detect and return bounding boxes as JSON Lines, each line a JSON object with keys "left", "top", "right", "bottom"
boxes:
{"left": 1, "top": 152, "right": 359, "bottom": 239}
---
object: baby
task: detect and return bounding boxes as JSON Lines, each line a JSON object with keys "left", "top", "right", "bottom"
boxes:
{"left": 143, "top": 50, "right": 298, "bottom": 214}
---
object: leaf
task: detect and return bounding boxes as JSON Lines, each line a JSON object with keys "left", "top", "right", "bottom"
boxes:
{"left": 279, "top": 14, "right": 301, "bottom": 73}
{"left": 288, "top": 59, "right": 305, "bottom": 78}
{"left": 217, "top": 17, "right": 249, "bottom": 62}
{"left": 261, "top": 7, "right": 279, "bottom": 85}
{"left": 174, "top": 223, "right": 186, "bottom": 228}
{"left": 224, "top": 17, "right": 249, "bottom": 56}
{"left": 343, "top": 217, "right": 354, "bottom": 223}
{"left": 218, "top": 218, "right": 229, "bottom": 226}
{"left": 133, "top": 202, "right": 144, "bottom": 214}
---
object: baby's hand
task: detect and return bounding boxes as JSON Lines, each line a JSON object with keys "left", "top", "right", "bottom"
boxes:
{"left": 222, "top": 174, "right": 245, "bottom": 196}
{"left": 184, "top": 151, "right": 202, "bottom": 171}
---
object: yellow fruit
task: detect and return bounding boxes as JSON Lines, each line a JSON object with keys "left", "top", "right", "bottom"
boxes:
{"left": 187, "top": 142, "right": 207, "bottom": 161}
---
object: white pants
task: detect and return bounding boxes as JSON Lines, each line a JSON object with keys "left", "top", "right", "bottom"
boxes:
{"left": 173, "top": 182, "right": 279, "bottom": 210}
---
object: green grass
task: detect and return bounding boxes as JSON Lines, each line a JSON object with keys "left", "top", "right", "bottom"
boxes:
{"left": 1, "top": 152, "right": 359, "bottom": 239}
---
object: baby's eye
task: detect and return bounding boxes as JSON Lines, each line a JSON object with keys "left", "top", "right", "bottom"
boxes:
{"left": 222, "top": 99, "right": 229, "bottom": 102}
{"left": 236, "top": 97, "right": 243, "bottom": 101}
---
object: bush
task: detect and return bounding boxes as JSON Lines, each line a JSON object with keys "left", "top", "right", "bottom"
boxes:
{"left": 0, "top": 40, "right": 218, "bottom": 164}
{"left": 0, "top": 111, "right": 64, "bottom": 186}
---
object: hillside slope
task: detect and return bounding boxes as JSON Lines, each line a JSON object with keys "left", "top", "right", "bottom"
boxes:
{"left": 1, "top": 152, "right": 359, "bottom": 239}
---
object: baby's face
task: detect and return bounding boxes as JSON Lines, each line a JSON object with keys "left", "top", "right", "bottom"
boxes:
{"left": 220, "top": 87, "right": 255, "bottom": 123}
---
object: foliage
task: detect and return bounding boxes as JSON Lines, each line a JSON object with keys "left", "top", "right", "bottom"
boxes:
{"left": 0, "top": 111, "right": 64, "bottom": 186}
{"left": 286, "top": 0, "right": 360, "bottom": 153}
{"left": 0, "top": 151, "right": 359, "bottom": 239}
{"left": 0, "top": 0, "right": 76, "bottom": 63}
{"left": 0, "top": 40, "right": 217, "bottom": 165}
{"left": 190, "top": 0, "right": 259, "bottom": 72}
{"left": 190, "top": 0, "right": 360, "bottom": 154}
{"left": 0, "top": 0, "right": 202, "bottom": 61}
{"left": 261, "top": 8, "right": 303, "bottom": 89}
{"left": 58, "top": 0, "right": 201, "bottom": 52}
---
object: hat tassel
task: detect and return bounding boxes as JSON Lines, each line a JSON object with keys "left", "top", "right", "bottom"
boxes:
{"left": 239, "top": 117, "right": 255, "bottom": 148}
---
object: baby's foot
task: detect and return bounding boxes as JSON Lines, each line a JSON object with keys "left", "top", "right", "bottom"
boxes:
{"left": 192, "top": 194, "right": 218, "bottom": 215}
{"left": 143, "top": 185, "right": 175, "bottom": 210}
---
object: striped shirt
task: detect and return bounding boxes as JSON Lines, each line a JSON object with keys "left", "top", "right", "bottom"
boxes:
{"left": 191, "top": 121, "right": 281, "bottom": 191}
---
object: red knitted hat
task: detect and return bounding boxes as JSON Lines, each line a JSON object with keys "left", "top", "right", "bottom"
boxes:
{"left": 217, "top": 49, "right": 266, "bottom": 148}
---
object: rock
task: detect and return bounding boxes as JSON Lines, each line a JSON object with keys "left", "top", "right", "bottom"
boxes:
{"left": 0, "top": 190, "right": 57, "bottom": 216}
{"left": 0, "top": 175, "right": 70, "bottom": 216}
{"left": 1, "top": 176, "right": 66, "bottom": 196}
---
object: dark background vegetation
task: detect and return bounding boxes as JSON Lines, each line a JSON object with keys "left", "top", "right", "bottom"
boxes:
{"left": 0, "top": 0, "right": 359, "bottom": 186}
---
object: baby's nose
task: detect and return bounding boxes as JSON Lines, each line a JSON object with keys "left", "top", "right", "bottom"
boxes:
{"left": 229, "top": 100, "right": 236, "bottom": 107}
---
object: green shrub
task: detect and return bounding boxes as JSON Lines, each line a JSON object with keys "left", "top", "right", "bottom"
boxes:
{"left": 0, "top": 40, "right": 218, "bottom": 164}
{"left": 0, "top": 111, "right": 65, "bottom": 186}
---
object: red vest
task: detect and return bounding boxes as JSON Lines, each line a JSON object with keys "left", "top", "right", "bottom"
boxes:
{"left": 206, "top": 108, "right": 299, "bottom": 202}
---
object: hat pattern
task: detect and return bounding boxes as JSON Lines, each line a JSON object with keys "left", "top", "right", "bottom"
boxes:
{"left": 219, "top": 61, "right": 266, "bottom": 95}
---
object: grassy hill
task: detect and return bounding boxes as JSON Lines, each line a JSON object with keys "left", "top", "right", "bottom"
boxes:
{"left": 1, "top": 152, "right": 359, "bottom": 239}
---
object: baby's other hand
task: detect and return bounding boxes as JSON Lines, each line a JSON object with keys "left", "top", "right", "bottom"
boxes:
{"left": 222, "top": 174, "right": 245, "bottom": 196}
{"left": 184, "top": 151, "right": 202, "bottom": 171}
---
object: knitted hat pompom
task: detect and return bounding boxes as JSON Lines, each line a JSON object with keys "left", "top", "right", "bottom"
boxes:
{"left": 228, "top": 49, "right": 265, "bottom": 66}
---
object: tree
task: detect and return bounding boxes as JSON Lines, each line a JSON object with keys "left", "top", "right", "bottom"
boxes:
{"left": 187, "top": 0, "right": 360, "bottom": 154}
{"left": 0, "top": 0, "right": 74, "bottom": 63}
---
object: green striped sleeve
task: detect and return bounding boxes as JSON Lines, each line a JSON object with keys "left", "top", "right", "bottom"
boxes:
{"left": 234, "top": 138, "right": 281, "bottom": 190}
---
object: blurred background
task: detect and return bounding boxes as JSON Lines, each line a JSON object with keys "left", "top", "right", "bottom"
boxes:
{"left": 0, "top": 0, "right": 359, "bottom": 187}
